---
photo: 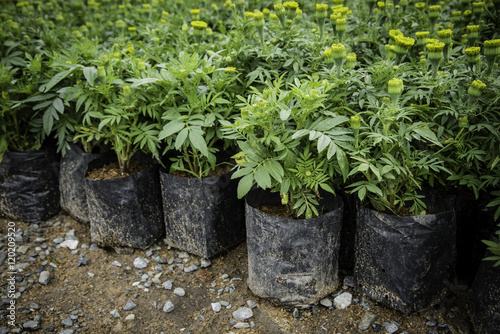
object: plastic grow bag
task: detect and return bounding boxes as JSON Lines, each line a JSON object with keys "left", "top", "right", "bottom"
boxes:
{"left": 469, "top": 237, "right": 500, "bottom": 334}
{"left": 354, "top": 204, "right": 456, "bottom": 314}
{"left": 160, "top": 170, "right": 245, "bottom": 258}
{"left": 245, "top": 189, "right": 343, "bottom": 308}
{"left": 0, "top": 149, "right": 60, "bottom": 222}
{"left": 85, "top": 154, "right": 164, "bottom": 250}
{"left": 59, "top": 144, "right": 107, "bottom": 223}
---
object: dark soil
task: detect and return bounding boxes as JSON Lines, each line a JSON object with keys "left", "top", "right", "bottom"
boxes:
{"left": 86, "top": 161, "right": 149, "bottom": 180}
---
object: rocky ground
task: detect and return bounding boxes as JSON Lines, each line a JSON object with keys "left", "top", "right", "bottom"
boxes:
{"left": 0, "top": 214, "right": 475, "bottom": 334}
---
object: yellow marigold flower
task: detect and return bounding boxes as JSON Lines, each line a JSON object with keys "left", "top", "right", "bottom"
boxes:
{"left": 283, "top": 1, "right": 299, "bottom": 10}
{"left": 331, "top": 43, "right": 346, "bottom": 59}
{"left": 245, "top": 11, "right": 255, "bottom": 19}
{"left": 190, "top": 9, "right": 200, "bottom": 15}
{"left": 388, "top": 78, "right": 403, "bottom": 95}
{"left": 191, "top": 21, "right": 208, "bottom": 30}
{"left": 415, "top": 2, "right": 425, "bottom": 10}
{"left": 263, "top": 8, "right": 270, "bottom": 16}
{"left": 116, "top": 20, "right": 126, "bottom": 29}
{"left": 464, "top": 46, "right": 481, "bottom": 56}
{"left": 345, "top": 53, "right": 356, "bottom": 69}
{"left": 468, "top": 80, "right": 486, "bottom": 97}
{"left": 416, "top": 31, "right": 430, "bottom": 39}
{"left": 426, "top": 41, "right": 445, "bottom": 52}
{"left": 484, "top": 39, "right": 500, "bottom": 57}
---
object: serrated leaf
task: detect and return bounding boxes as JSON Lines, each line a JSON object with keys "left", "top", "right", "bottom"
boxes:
{"left": 129, "top": 78, "right": 160, "bottom": 87}
{"left": 280, "top": 108, "right": 291, "bottom": 121}
{"left": 175, "top": 128, "right": 189, "bottom": 150}
{"left": 83, "top": 67, "right": 96, "bottom": 86}
{"left": 159, "top": 120, "right": 185, "bottom": 140}
{"left": 254, "top": 166, "right": 272, "bottom": 189}
{"left": 53, "top": 98, "right": 64, "bottom": 113}
{"left": 189, "top": 130, "right": 209, "bottom": 157}
{"left": 237, "top": 173, "right": 254, "bottom": 199}
{"left": 317, "top": 134, "right": 331, "bottom": 153}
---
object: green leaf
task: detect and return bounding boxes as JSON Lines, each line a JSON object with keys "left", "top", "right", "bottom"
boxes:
{"left": 414, "top": 126, "right": 442, "bottom": 147}
{"left": 159, "top": 120, "right": 185, "bottom": 140}
{"left": 53, "top": 98, "right": 64, "bottom": 114}
{"left": 237, "top": 173, "right": 254, "bottom": 199}
{"left": 83, "top": 67, "right": 96, "bottom": 86}
{"left": 189, "top": 130, "right": 209, "bottom": 157}
{"left": 319, "top": 183, "right": 335, "bottom": 194}
{"left": 317, "top": 134, "right": 331, "bottom": 153}
{"left": 175, "top": 128, "right": 189, "bottom": 150}
{"left": 280, "top": 108, "right": 291, "bottom": 121}
{"left": 129, "top": 78, "right": 160, "bottom": 87}
{"left": 336, "top": 149, "right": 349, "bottom": 180}
{"left": 254, "top": 166, "right": 272, "bottom": 189}
{"left": 42, "top": 69, "right": 75, "bottom": 92}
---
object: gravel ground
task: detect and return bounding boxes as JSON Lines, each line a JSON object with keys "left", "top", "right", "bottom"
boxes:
{"left": 0, "top": 214, "right": 474, "bottom": 334}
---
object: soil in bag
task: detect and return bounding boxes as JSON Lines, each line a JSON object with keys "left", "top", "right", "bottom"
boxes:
{"left": 160, "top": 165, "right": 245, "bottom": 259}
{"left": 354, "top": 197, "right": 456, "bottom": 314}
{"left": 245, "top": 189, "right": 343, "bottom": 308}
{"left": 0, "top": 149, "right": 60, "bottom": 222}
{"left": 85, "top": 153, "right": 164, "bottom": 250}
{"left": 59, "top": 144, "right": 109, "bottom": 223}
{"left": 469, "top": 237, "right": 500, "bottom": 334}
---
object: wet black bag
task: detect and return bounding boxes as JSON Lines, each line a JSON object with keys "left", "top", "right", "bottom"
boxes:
{"left": 354, "top": 204, "right": 456, "bottom": 313}
{"left": 85, "top": 154, "right": 164, "bottom": 249}
{"left": 160, "top": 170, "right": 245, "bottom": 258}
{"left": 245, "top": 189, "right": 343, "bottom": 308}
{"left": 468, "top": 237, "right": 500, "bottom": 334}
{"left": 59, "top": 144, "right": 105, "bottom": 223}
{"left": 0, "top": 149, "right": 60, "bottom": 222}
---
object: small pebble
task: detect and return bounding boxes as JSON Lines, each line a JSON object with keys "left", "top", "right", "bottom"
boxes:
{"left": 174, "top": 288, "right": 185, "bottom": 296}
{"left": 133, "top": 257, "right": 149, "bottom": 269}
{"left": 78, "top": 254, "right": 88, "bottom": 267}
{"left": 110, "top": 309, "right": 120, "bottom": 318}
{"left": 61, "top": 317, "right": 73, "bottom": 327}
{"left": 200, "top": 258, "right": 211, "bottom": 268}
{"left": 163, "top": 300, "right": 174, "bottom": 313}
{"left": 162, "top": 281, "right": 173, "bottom": 290}
{"left": 125, "top": 314, "right": 135, "bottom": 321}
{"left": 111, "top": 261, "right": 122, "bottom": 267}
{"left": 233, "top": 322, "right": 250, "bottom": 329}
{"left": 123, "top": 300, "right": 137, "bottom": 311}
{"left": 39, "top": 271, "right": 50, "bottom": 285}
{"left": 320, "top": 298, "right": 333, "bottom": 308}
{"left": 246, "top": 300, "right": 257, "bottom": 309}
{"left": 211, "top": 302, "right": 222, "bottom": 313}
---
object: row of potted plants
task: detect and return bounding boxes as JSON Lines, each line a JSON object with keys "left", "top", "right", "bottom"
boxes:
{"left": 1, "top": 0, "right": 499, "bottom": 326}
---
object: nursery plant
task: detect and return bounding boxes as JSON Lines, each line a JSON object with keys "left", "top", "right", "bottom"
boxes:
{"left": 222, "top": 76, "right": 353, "bottom": 219}
{"left": 346, "top": 77, "right": 448, "bottom": 216}
{"left": 69, "top": 53, "right": 161, "bottom": 175}
{"left": 154, "top": 51, "right": 242, "bottom": 177}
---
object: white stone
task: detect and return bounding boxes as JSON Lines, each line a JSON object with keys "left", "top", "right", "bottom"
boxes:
{"left": 163, "top": 300, "right": 174, "bottom": 313}
{"left": 320, "top": 298, "right": 333, "bottom": 308}
{"left": 232, "top": 307, "right": 253, "bottom": 321}
{"left": 333, "top": 292, "right": 352, "bottom": 310}
{"left": 110, "top": 309, "right": 120, "bottom": 318}
{"left": 211, "top": 302, "right": 222, "bottom": 313}
{"left": 39, "top": 271, "right": 50, "bottom": 285}
{"left": 60, "top": 240, "right": 79, "bottom": 250}
{"left": 133, "top": 257, "right": 149, "bottom": 269}
{"left": 162, "top": 280, "right": 173, "bottom": 290}
{"left": 174, "top": 288, "right": 185, "bottom": 296}
{"left": 125, "top": 314, "right": 135, "bottom": 321}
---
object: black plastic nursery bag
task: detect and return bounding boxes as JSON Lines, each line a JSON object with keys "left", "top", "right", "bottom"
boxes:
{"left": 160, "top": 170, "right": 245, "bottom": 258}
{"left": 245, "top": 189, "right": 343, "bottom": 308}
{"left": 469, "top": 237, "right": 500, "bottom": 334}
{"left": 85, "top": 154, "right": 164, "bottom": 250}
{"left": 354, "top": 204, "right": 456, "bottom": 313}
{"left": 0, "top": 149, "right": 60, "bottom": 222}
{"left": 60, "top": 143, "right": 106, "bottom": 223}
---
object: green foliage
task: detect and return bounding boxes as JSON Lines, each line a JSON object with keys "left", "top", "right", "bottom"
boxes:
{"left": 482, "top": 224, "right": 500, "bottom": 267}
{"left": 223, "top": 76, "right": 352, "bottom": 219}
